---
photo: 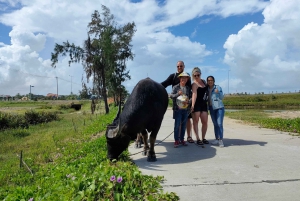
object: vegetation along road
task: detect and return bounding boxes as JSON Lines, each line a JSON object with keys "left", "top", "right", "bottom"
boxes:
{"left": 0, "top": 93, "right": 299, "bottom": 200}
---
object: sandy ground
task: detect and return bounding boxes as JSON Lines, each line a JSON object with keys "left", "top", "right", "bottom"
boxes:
{"left": 266, "top": 110, "right": 300, "bottom": 119}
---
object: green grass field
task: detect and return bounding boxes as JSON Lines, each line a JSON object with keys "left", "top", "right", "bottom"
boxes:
{"left": 223, "top": 93, "right": 300, "bottom": 108}
{"left": 0, "top": 100, "right": 178, "bottom": 200}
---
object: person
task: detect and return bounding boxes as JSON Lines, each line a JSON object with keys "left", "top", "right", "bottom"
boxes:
{"left": 161, "top": 61, "right": 194, "bottom": 143}
{"left": 190, "top": 67, "right": 209, "bottom": 146}
{"left": 169, "top": 72, "right": 192, "bottom": 147}
{"left": 207, "top": 75, "right": 225, "bottom": 147}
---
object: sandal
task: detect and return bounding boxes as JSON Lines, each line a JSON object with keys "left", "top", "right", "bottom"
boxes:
{"left": 196, "top": 140, "right": 204, "bottom": 146}
{"left": 187, "top": 136, "right": 194, "bottom": 143}
{"left": 203, "top": 139, "right": 209, "bottom": 144}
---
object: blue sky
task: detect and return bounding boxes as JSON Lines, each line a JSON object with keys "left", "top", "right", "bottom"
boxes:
{"left": 0, "top": 0, "right": 299, "bottom": 96}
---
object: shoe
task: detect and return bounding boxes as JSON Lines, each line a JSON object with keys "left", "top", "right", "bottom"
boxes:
{"left": 196, "top": 140, "right": 204, "bottom": 146}
{"left": 187, "top": 136, "right": 194, "bottom": 143}
{"left": 211, "top": 139, "right": 219, "bottom": 145}
{"left": 180, "top": 140, "right": 188, "bottom": 146}
{"left": 203, "top": 139, "right": 209, "bottom": 144}
{"left": 219, "top": 140, "right": 224, "bottom": 147}
{"left": 174, "top": 140, "right": 180, "bottom": 148}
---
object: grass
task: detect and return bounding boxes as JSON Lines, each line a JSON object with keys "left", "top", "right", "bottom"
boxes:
{"left": 0, "top": 100, "right": 179, "bottom": 200}
{"left": 226, "top": 110, "right": 300, "bottom": 135}
{"left": 223, "top": 93, "right": 300, "bottom": 108}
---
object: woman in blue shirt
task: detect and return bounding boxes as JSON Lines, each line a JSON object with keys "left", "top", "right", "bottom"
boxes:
{"left": 207, "top": 76, "right": 225, "bottom": 147}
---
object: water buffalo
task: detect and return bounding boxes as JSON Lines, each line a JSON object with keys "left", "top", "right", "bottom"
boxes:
{"left": 105, "top": 78, "right": 168, "bottom": 162}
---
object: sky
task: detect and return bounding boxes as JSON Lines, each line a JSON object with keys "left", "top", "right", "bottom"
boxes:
{"left": 0, "top": 0, "right": 300, "bottom": 97}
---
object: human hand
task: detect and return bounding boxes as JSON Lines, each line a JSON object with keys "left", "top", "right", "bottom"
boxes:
{"left": 178, "top": 90, "right": 183, "bottom": 95}
{"left": 215, "top": 88, "right": 219, "bottom": 93}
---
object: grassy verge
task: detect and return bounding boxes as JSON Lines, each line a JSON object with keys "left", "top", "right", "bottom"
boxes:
{"left": 0, "top": 102, "right": 179, "bottom": 200}
{"left": 223, "top": 93, "right": 300, "bottom": 108}
{"left": 226, "top": 110, "right": 300, "bottom": 136}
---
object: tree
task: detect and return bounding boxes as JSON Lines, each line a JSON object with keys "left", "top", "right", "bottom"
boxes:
{"left": 78, "top": 82, "right": 90, "bottom": 99}
{"left": 51, "top": 5, "right": 136, "bottom": 113}
{"left": 15, "top": 93, "right": 22, "bottom": 99}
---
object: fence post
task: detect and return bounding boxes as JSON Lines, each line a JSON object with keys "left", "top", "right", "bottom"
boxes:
{"left": 20, "top": 150, "right": 23, "bottom": 168}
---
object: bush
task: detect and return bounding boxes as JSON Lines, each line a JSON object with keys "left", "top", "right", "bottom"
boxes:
{"left": 0, "top": 110, "right": 59, "bottom": 130}
{"left": 0, "top": 112, "right": 28, "bottom": 130}
{"left": 57, "top": 104, "right": 71, "bottom": 110}
{"left": 25, "top": 110, "right": 59, "bottom": 125}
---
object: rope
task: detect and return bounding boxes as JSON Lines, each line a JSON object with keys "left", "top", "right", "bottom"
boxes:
{"left": 128, "top": 110, "right": 205, "bottom": 157}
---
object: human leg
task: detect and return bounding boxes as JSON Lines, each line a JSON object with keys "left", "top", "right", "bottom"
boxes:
{"left": 209, "top": 106, "right": 219, "bottom": 140}
{"left": 173, "top": 110, "right": 181, "bottom": 147}
{"left": 192, "top": 112, "right": 201, "bottom": 141}
{"left": 216, "top": 107, "right": 225, "bottom": 140}
{"left": 180, "top": 110, "right": 188, "bottom": 142}
{"left": 200, "top": 111, "right": 208, "bottom": 142}
{"left": 186, "top": 117, "right": 192, "bottom": 138}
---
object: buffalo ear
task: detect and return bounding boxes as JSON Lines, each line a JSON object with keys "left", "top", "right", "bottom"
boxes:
{"left": 106, "top": 125, "right": 120, "bottom": 139}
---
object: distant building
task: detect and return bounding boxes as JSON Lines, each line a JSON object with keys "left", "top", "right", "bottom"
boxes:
{"left": 46, "top": 93, "right": 58, "bottom": 99}
{"left": 0, "top": 95, "right": 12, "bottom": 101}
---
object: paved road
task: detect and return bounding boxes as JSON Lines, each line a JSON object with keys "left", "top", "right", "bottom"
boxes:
{"left": 128, "top": 108, "right": 300, "bottom": 201}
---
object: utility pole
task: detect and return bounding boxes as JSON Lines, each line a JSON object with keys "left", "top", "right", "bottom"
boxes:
{"left": 228, "top": 70, "right": 230, "bottom": 94}
{"left": 69, "top": 75, "right": 73, "bottom": 95}
{"left": 56, "top": 77, "right": 58, "bottom": 100}
{"left": 30, "top": 85, "right": 34, "bottom": 100}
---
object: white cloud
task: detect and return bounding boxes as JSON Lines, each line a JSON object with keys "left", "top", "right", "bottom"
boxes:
{"left": 224, "top": 0, "right": 300, "bottom": 93}
{"left": 0, "top": 0, "right": 269, "bottom": 95}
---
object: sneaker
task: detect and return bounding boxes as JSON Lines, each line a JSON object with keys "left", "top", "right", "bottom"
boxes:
{"left": 180, "top": 140, "right": 188, "bottom": 146}
{"left": 219, "top": 140, "right": 224, "bottom": 148}
{"left": 174, "top": 140, "right": 180, "bottom": 148}
{"left": 211, "top": 139, "right": 219, "bottom": 145}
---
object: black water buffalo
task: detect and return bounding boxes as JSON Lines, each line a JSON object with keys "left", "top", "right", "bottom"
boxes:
{"left": 105, "top": 78, "right": 168, "bottom": 162}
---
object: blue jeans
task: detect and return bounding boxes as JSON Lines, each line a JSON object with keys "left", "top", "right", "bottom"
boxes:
{"left": 209, "top": 106, "right": 225, "bottom": 140}
{"left": 174, "top": 109, "right": 188, "bottom": 141}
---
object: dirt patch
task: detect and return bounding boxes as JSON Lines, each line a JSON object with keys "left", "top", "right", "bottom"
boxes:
{"left": 267, "top": 111, "right": 300, "bottom": 119}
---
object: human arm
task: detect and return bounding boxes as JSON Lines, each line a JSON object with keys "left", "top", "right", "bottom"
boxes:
{"left": 161, "top": 74, "right": 174, "bottom": 88}
{"left": 169, "top": 85, "right": 181, "bottom": 99}
{"left": 215, "top": 85, "right": 224, "bottom": 100}
{"left": 191, "top": 83, "right": 198, "bottom": 111}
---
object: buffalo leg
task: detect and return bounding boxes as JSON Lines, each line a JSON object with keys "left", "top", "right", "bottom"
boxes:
{"left": 147, "top": 127, "right": 160, "bottom": 162}
{"left": 141, "top": 130, "right": 149, "bottom": 156}
{"left": 135, "top": 133, "right": 142, "bottom": 149}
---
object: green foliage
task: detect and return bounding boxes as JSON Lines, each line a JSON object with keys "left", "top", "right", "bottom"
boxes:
{"left": 11, "top": 129, "right": 31, "bottom": 137}
{"left": 56, "top": 104, "right": 71, "bottom": 110}
{"left": 51, "top": 6, "right": 136, "bottom": 114}
{"left": 226, "top": 110, "right": 300, "bottom": 135}
{"left": 0, "top": 106, "right": 179, "bottom": 200}
{"left": 0, "top": 110, "right": 59, "bottom": 130}
{"left": 224, "top": 93, "right": 300, "bottom": 108}
{"left": 0, "top": 112, "right": 28, "bottom": 130}
{"left": 25, "top": 110, "right": 59, "bottom": 125}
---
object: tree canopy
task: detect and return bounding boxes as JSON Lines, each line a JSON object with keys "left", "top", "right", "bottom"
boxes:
{"left": 51, "top": 5, "right": 136, "bottom": 113}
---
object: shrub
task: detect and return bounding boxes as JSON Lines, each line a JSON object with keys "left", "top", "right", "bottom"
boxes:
{"left": 24, "top": 110, "right": 59, "bottom": 125}
{"left": 0, "top": 112, "right": 28, "bottom": 130}
{"left": 57, "top": 104, "right": 71, "bottom": 110}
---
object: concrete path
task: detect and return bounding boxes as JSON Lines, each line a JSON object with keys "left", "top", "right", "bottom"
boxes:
{"left": 128, "top": 108, "right": 300, "bottom": 201}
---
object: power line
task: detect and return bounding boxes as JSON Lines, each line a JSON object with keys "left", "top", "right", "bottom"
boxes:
{"left": 10, "top": 68, "right": 82, "bottom": 86}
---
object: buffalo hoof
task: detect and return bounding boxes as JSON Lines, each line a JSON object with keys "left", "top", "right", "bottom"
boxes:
{"left": 134, "top": 143, "right": 138, "bottom": 149}
{"left": 138, "top": 143, "right": 142, "bottom": 148}
{"left": 147, "top": 155, "right": 157, "bottom": 162}
{"left": 142, "top": 151, "right": 147, "bottom": 156}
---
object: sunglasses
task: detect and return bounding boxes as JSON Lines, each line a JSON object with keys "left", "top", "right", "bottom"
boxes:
{"left": 177, "top": 65, "right": 183, "bottom": 68}
{"left": 194, "top": 74, "right": 200, "bottom": 77}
